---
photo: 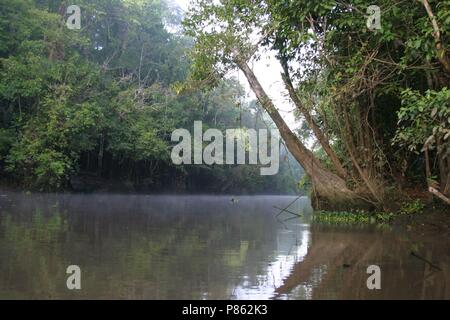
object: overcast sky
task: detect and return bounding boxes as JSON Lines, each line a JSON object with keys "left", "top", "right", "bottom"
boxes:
{"left": 174, "top": 0, "right": 299, "bottom": 130}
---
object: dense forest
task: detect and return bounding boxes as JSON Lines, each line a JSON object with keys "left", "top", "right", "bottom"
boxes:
{"left": 185, "top": 0, "right": 449, "bottom": 210}
{"left": 0, "top": 0, "right": 449, "bottom": 210}
{"left": 0, "top": 0, "right": 302, "bottom": 194}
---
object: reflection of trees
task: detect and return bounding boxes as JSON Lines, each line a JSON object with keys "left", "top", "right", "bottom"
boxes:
{"left": 0, "top": 210, "right": 69, "bottom": 299}
{"left": 274, "top": 225, "right": 449, "bottom": 299}
{"left": 0, "top": 194, "right": 297, "bottom": 299}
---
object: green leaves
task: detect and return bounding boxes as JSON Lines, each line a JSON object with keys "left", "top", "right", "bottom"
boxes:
{"left": 0, "top": 0, "right": 188, "bottom": 189}
{"left": 394, "top": 88, "right": 450, "bottom": 155}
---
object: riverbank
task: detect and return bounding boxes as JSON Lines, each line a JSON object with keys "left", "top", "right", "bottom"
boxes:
{"left": 313, "top": 201, "right": 450, "bottom": 238}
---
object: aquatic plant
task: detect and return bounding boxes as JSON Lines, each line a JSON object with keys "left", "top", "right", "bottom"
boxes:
{"left": 398, "top": 200, "right": 425, "bottom": 215}
{"left": 313, "top": 206, "right": 417, "bottom": 226}
{"left": 313, "top": 210, "right": 372, "bottom": 225}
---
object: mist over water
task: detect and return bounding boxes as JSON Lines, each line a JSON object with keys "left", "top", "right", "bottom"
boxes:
{"left": 0, "top": 194, "right": 448, "bottom": 299}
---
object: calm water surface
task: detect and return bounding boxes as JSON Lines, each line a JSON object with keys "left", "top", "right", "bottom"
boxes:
{"left": 0, "top": 194, "right": 448, "bottom": 299}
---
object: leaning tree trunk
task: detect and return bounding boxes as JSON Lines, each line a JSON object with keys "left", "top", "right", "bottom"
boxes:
{"left": 235, "top": 57, "right": 372, "bottom": 210}
{"left": 280, "top": 59, "right": 349, "bottom": 180}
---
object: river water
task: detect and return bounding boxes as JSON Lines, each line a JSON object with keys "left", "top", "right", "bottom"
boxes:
{"left": 0, "top": 194, "right": 448, "bottom": 299}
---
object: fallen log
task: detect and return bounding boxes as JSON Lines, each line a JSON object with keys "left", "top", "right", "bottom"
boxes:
{"left": 428, "top": 186, "right": 450, "bottom": 205}
{"left": 410, "top": 251, "right": 442, "bottom": 271}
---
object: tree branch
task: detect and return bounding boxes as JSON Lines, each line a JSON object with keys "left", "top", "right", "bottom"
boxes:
{"left": 420, "top": 0, "right": 450, "bottom": 74}
{"left": 279, "top": 57, "right": 348, "bottom": 179}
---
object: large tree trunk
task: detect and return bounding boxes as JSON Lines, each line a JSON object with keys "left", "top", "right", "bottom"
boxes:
{"left": 234, "top": 57, "right": 371, "bottom": 210}
{"left": 280, "top": 59, "right": 349, "bottom": 179}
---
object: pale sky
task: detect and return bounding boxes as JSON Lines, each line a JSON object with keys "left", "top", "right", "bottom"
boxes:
{"left": 175, "top": 0, "right": 299, "bottom": 130}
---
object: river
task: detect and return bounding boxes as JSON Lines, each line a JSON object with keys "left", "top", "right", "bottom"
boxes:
{"left": 0, "top": 193, "right": 448, "bottom": 299}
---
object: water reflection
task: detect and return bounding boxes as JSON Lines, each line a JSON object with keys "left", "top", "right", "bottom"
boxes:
{"left": 0, "top": 194, "right": 448, "bottom": 299}
{"left": 278, "top": 225, "right": 449, "bottom": 299}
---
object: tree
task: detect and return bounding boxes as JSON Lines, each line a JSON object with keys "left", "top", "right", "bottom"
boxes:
{"left": 0, "top": 0, "right": 301, "bottom": 194}
{"left": 184, "top": 0, "right": 450, "bottom": 209}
